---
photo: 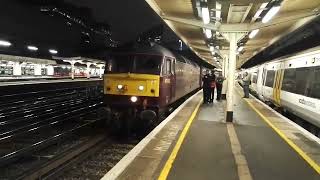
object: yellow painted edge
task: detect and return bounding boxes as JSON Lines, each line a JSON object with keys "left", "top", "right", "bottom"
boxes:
{"left": 158, "top": 97, "right": 203, "bottom": 180}
{"left": 236, "top": 89, "right": 320, "bottom": 174}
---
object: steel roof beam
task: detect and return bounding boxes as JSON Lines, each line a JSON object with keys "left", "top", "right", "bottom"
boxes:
{"left": 161, "top": 15, "right": 249, "bottom": 33}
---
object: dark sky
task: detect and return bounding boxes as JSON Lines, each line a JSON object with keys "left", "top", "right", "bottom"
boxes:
{"left": 65, "top": 0, "right": 162, "bottom": 43}
{"left": 0, "top": 0, "right": 164, "bottom": 58}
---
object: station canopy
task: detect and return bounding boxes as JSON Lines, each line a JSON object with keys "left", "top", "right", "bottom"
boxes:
{"left": 144, "top": 0, "right": 320, "bottom": 68}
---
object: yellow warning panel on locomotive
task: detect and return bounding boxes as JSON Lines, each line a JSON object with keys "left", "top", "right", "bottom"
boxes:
{"left": 104, "top": 73, "right": 160, "bottom": 97}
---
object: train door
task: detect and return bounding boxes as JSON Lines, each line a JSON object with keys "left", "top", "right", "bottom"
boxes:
{"left": 256, "top": 66, "right": 264, "bottom": 98}
{"left": 171, "top": 58, "right": 176, "bottom": 100}
{"left": 262, "top": 67, "right": 276, "bottom": 102}
{"left": 272, "top": 65, "right": 284, "bottom": 106}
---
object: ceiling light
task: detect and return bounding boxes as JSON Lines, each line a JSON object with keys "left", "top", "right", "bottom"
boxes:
{"left": 209, "top": 46, "right": 214, "bottom": 51}
{"left": 27, "top": 46, "right": 38, "bottom": 51}
{"left": 49, "top": 49, "right": 58, "bottom": 54}
{"left": 249, "top": 29, "right": 260, "bottom": 39}
{"left": 0, "top": 40, "right": 12, "bottom": 47}
{"left": 262, "top": 6, "right": 281, "bottom": 23}
{"left": 201, "top": 7, "right": 210, "bottom": 24}
{"left": 205, "top": 29, "right": 212, "bottom": 38}
{"left": 253, "top": 3, "right": 268, "bottom": 19}
{"left": 238, "top": 46, "right": 244, "bottom": 52}
{"left": 215, "top": 2, "right": 222, "bottom": 21}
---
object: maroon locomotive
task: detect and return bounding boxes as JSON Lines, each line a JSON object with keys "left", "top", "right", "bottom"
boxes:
{"left": 103, "top": 43, "right": 202, "bottom": 129}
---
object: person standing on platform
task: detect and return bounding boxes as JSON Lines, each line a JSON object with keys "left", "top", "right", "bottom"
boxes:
{"left": 216, "top": 72, "right": 224, "bottom": 101}
{"left": 242, "top": 72, "right": 251, "bottom": 98}
{"left": 202, "top": 70, "right": 211, "bottom": 104}
{"left": 209, "top": 70, "right": 216, "bottom": 103}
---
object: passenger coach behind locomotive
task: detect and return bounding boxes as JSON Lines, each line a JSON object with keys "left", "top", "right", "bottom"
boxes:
{"left": 103, "top": 44, "right": 201, "bottom": 126}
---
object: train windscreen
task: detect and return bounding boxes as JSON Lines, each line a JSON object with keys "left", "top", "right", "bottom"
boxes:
{"left": 106, "top": 54, "right": 162, "bottom": 75}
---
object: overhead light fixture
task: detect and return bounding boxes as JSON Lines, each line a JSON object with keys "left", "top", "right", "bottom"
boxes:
{"left": 249, "top": 29, "right": 260, "bottom": 39}
{"left": 0, "top": 40, "right": 12, "bottom": 47}
{"left": 27, "top": 46, "right": 38, "bottom": 51}
{"left": 253, "top": 3, "right": 268, "bottom": 19}
{"left": 238, "top": 46, "right": 244, "bottom": 52}
{"left": 205, "top": 29, "right": 212, "bottom": 38}
{"left": 201, "top": 7, "right": 210, "bottom": 24}
{"left": 262, "top": 6, "right": 281, "bottom": 23}
{"left": 49, "top": 49, "right": 58, "bottom": 54}
{"left": 209, "top": 46, "right": 214, "bottom": 52}
{"left": 215, "top": 2, "right": 222, "bottom": 21}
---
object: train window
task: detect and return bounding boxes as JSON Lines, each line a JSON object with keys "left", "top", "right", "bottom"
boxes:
{"left": 106, "top": 54, "right": 162, "bottom": 75}
{"left": 282, "top": 68, "right": 296, "bottom": 93}
{"left": 163, "top": 58, "right": 172, "bottom": 75}
{"left": 252, "top": 72, "right": 258, "bottom": 84}
{"left": 0, "top": 66, "right": 13, "bottom": 75}
{"left": 310, "top": 67, "right": 320, "bottom": 99}
{"left": 265, "top": 70, "right": 275, "bottom": 87}
{"left": 295, "top": 67, "right": 313, "bottom": 95}
{"left": 134, "top": 55, "right": 162, "bottom": 74}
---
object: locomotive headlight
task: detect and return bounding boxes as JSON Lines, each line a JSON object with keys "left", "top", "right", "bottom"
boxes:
{"left": 138, "top": 85, "right": 144, "bottom": 91}
{"left": 130, "top": 96, "right": 138, "bottom": 102}
{"left": 117, "top": 84, "right": 123, "bottom": 90}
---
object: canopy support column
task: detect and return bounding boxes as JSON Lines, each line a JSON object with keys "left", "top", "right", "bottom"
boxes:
{"left": 222, "top": 32, "right": 246, "bottom": 122}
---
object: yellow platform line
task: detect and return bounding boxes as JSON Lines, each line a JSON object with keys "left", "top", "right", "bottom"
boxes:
{"left": 236, "top": 88, "right": 320, "bottom": 174}
{"left": 158, "top": 98, "right": 203, "bottom": 180}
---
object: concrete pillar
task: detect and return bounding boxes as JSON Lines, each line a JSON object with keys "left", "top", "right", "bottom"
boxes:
{"left": 226, "top": 33, "right": 237, "bottom": 122}
{"left": 13, "top": 62, "right": 22, "bottom": 76}
{"left": 46, "top": 65, "right": 54, "bottom": 76}
{"left": 221, "top": 55, "right": 228, "bottom": 100}
{"left": 98, "top": 65, "right": 104, "bottom": 79}
{"left": 71, "top": 62, "right": 75, "bottom": 80}
{"left": 223, "top": 55, "right": 229, "bottom": 78}
{"left": 86, "top": 63, "right": 92, "bottom": 79}
{"left": 34, "top": 64, "right": 42, "bottom": 76}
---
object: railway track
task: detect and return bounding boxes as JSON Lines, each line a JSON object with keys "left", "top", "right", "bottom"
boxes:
{"left": 0, "top": 84, "right": 190, "bottom": 179}
{"left": 0, "top": 85, "right": 107, "bottom": 179}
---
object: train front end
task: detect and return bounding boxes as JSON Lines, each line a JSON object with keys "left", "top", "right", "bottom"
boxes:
{"left": 103, "top": 53, "right": 162, "bottom": 129}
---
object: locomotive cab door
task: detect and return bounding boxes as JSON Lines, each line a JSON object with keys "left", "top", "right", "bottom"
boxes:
{"left": 162, "top": 57, "right": 175, "bottom": 104}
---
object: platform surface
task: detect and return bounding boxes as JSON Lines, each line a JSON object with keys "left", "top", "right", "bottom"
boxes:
{"left": 166, "top": 88, "right": 319, "bottom": 180}
{"left": 103, "top": 87, "right": 320, "bottom": 180}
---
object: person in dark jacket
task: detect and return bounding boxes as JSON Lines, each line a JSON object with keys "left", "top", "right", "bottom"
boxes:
{"left": 216, "top": 72, "right": 224, "bottom": 101}
{"left": 209, "top": 70, "right": 216, "bottom": 103}
{"left": 202, "top": 70, "right": 211, "bottom": 104}
{"left": 242, "top": 72, "right": 251, "bottom": 98}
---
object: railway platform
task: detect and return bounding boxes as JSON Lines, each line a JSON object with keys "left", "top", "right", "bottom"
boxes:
{"left": 0, "top": 78, "right": 102, "bottom": 96}
{"left": 103, "top": 86, "right": 320, "bottom": 180}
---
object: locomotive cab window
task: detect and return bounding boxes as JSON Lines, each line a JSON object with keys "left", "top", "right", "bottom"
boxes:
{"left": 163, "top": 58, "right": 173, "bottom": 76}
{"left": 105, "top": 54, "right": 162, "bottom": 75}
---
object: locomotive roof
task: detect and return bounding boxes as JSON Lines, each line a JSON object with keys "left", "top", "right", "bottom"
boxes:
{"left": 110, "top": 43, "right": 199, "bottom": 66}
{"left": 111, "top": 43, "right": 175, "bottom": 58}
